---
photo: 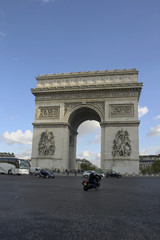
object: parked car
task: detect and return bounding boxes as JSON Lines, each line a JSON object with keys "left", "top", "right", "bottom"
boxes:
{"left": 37, "top": 169, "right": 55, "bottom": 178}
{"left": 106, "top": 171, "right": 121, "bottom": 178}
{"left": 29, "top": 167, "right": 40, "bottom": 175}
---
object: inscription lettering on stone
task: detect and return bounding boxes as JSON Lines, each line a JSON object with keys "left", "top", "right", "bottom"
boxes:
{"left": 38, "top": 106, "right": 60, "bottom": 119}
{"left": 109, "top": 104, "right": 133, "bottom": 117}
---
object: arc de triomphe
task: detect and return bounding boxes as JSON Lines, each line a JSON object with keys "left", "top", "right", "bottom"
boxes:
{"left": 31, "top": 69, "right": 143, "bottom": 174}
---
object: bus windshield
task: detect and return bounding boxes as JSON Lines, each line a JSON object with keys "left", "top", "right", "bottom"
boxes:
{"left": 19, "top": 160, "right": 29, "bottom": 169}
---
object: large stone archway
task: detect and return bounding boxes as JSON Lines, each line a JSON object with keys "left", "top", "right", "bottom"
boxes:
{"left": 31, "top": 69, "right": 143, "bottom": 174}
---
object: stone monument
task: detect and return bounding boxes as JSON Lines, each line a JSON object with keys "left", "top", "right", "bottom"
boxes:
{"left": 31, "top": 69, "right": 143, "bottom": 174}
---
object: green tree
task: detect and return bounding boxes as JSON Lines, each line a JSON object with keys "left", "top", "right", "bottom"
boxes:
{"left": 140, "top": 166, "right": 151, "bottom": 174}
{"left": 151, "top": 160, "right": 160, "bottom": 173}
{"left": 81, "top": 163, "right": 96, "bottom": 171}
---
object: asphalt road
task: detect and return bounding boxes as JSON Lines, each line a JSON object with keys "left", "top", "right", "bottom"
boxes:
{"left": 0, "top": 174, "right": 160, "bottom": 240}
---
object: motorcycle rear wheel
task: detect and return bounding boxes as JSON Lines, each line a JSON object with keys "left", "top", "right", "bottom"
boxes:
{"left": 83, "top": 186, "right": 88, "bottom": 191}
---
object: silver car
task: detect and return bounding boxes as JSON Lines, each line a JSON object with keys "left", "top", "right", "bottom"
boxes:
{"left": 82, "top": 170, "right": 105, "bottom": 179}
{"left": 82, "top": 170, "right": 94, "bottom": 178}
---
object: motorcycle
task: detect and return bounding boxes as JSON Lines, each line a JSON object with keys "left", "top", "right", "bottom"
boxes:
{"left": 82, "top": 175, "right": 101, "bottom": 191}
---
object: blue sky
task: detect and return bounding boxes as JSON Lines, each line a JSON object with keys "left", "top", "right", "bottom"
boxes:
{"left": 0, "top": 0, "right": 160, "bottom": 166}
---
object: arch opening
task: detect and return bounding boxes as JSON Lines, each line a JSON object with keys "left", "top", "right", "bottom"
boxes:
{"left": 68, "top": 107, "right": 101, "bottom": 132}
{"left": 68, "top": 107, "right": 101, "bottom": 170}
{"left": 77, "top": 120, "right": 101, "bottom": 169}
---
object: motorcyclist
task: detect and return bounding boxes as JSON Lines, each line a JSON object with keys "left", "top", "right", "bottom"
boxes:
{"left": 89, "top": 172, "right": 100, "bottom": 188}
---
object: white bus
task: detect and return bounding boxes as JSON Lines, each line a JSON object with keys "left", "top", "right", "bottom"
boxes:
{"left": 0, "top": 157, "right": 29, "bottom": 175}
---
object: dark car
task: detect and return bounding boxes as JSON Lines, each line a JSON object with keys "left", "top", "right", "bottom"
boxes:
{"left": 106, "top": 171, "right": 121, "bottom": 178}
{"left": 37, "top": 169, "right": 55, "bottom": 178}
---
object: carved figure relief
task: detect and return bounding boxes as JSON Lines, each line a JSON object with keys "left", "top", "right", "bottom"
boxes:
{"left": 37, "top": 106, "right": 60, "bottom": 119}
{"left": 112, "top": 129, "right": 131, "bottom": 157}
{"left": 110, "top": 104, "right": 133, "bottom": 117}
{"left": 38, "top": 130, "right": 55, "bottom": 156}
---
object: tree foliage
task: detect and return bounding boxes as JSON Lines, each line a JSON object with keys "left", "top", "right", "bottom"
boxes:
{"left": 81, "top": 163, "right": 96, "bottom": 171}
{"left": 151, "top": 160, "right": 160, "bottom": 173}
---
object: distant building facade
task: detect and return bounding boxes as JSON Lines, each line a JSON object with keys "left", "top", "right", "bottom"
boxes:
{"left": 76, "top": 159, "right": 96, "bottom": 170}
{"left": 0, "top": 152, "right": 15, "bottom": 158}
{"left": 139, "top": 154, "right": 160, "bottom": 170}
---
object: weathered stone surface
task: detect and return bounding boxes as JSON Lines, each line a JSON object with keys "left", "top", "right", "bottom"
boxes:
{"left": 31, "top": 69, "right": 143, "bottom": 174}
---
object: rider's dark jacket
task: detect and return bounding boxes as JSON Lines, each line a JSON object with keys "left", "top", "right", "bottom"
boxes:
{"left": 89, "top": 173, "right": 100, "bottom": 183}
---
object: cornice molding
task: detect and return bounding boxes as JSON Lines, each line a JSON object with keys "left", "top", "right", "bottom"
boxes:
{"left": 31, "top": 82, "right": 143, "bottom": 95}
{"left": 36, "top": 68, "right": 138, "bottom": 80}
{"left": 100, "top": 121, "right": 140, "bottom": 127}
{"left": 32, "top": 122, "right": 68, "bottom": 128}
{"left": 31, "top": 157, "right": 63, "bottom": 161}
{"left": 33, "top": 87, "right": 142, "bottom": 101}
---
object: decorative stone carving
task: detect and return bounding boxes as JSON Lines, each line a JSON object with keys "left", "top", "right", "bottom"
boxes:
{"left": 112, "top": 129, "right": 131, "bottom": 157}
{"left": 64, "top": 103, "right": 81, "bottom": 115}
{"left": 35, "top": 69, "right": 138, "bottom": 88}
{"left": 64, "top": 101, "right": 105, "bottom": 116}
{"left": 37, "top": 106, "right": 60, "bottom": 119}
{"left": 38, "top": 130, "right": 55, "bottom": 156}
{"left": 88, "top": 102, "right": 105, "bottom": 116}
{"left": 35, "top": 89, "right": 139, "bottom": 101}
{"left": 109, "top": 104, "right": 134, "bottom": 117}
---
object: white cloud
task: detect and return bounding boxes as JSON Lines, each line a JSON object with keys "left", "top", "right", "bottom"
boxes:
{"left": 154, "top": 115, "right": 160, "bottom": 120}
{"left": 147, "top": 125, "right": 160, "bottom": 137}
{"left": 2, "top": 130, "right": 33, "bottom": 145}
{"left": 87, "top": 133, "right": 101, "bottom": 144}
{"left": 78, "top": 120, "right": 100, "bottom": 137}
{"left": 15, "top": 148, "right": 32, "bottom": 159}
{"left": 94, "top": 152, "right": 101, "bottom": 167}
{"left": 77, "top": 151, "right": 101, "bottom": 167}
{"left": 94, "top": 134, "right": 101, "bottom": 144}
{"left": 96, "top": 152, "right": 101, "bottom": 159}
{"left": 140, "top": 146, "right": 160, "bottom": 155}
{"left": 138, "top": 106, "right": 149, "bottom": 118}
{"left": 89, "top": 154, "right": 101, "bottom": 168}
{"left": 78, "top": 150, "right": 94, "bottom": 159}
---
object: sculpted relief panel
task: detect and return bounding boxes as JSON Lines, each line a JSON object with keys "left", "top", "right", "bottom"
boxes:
{"left": 38, "top": 130, "right": 55, "bottom": 156}
{"left": 37, "top": 106, "right": 60, "bottom": 119}
{"left": 109, "top": 104, "right": 134, "bottom": 118}
{"left": 112, "top": 129, "right": 132, "bottom": 157}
